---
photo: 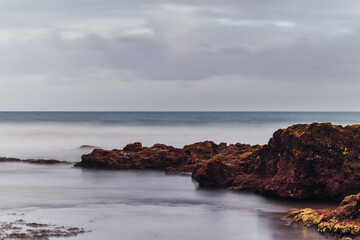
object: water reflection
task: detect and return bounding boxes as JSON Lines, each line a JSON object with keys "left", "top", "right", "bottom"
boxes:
{"left": 0, "top": 163, "right": 336, "bottom": 240}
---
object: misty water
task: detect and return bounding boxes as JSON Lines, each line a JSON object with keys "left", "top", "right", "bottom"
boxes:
{"left": 0, "top": 112, "right": 356, "bottom": 239}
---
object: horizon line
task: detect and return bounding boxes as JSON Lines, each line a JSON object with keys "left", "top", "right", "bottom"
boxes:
{"left": 0, "top": 110, "right": 359, "bottom": 113}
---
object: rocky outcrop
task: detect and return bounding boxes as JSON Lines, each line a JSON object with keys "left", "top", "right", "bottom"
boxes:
{"left": 288, "top": 193, "right": 360, "bottom": 237}
{"left": 229, "top": 123, "right": 360, "bottom": 201}
{"left": 76, "top": 142, "right": 199, "bottom": 172}
{"left": 75, "top": 122, "right": 360, "bottom": 201}
{"left": 75, "top": 141, "right": 260, "bottom": 175}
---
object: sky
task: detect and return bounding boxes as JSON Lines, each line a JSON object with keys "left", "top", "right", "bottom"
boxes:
{"left": 0, "top": 0, "right": 359, "bottom": 111}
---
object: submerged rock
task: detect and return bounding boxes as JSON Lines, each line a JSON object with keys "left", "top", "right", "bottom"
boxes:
{"left": 0, "top": 157, "right": 71, "bottom": 165}
{"left": 0, "top": 214, "right": 87, "bottom": 240}
{"left": 288, "top": 193, "right": 360, "bottom": 237}
{"left": 79, "top": 145, "right": 101, "bottom": 149}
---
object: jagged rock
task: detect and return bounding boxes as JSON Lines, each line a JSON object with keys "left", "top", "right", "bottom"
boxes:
{"left": 75, "top": 122, "right": 360, "bottom": 201}
{"left": 75, "top": 141, "right": 259, "bottom": 175}
{"left": 76, "top": 144, "right": 197, "bottom": 171}
{"left": 77, "top": 149, "right": 141, "bottom": 169}
{"left": 231, "top": 123, "right": 360, "bottom": 200}
{"left": 191, "top": 156, "right": 237, "bottom": 187}
{"left": 123, "top": 142, "right": 142, "bottom": 152}
{"left": 183, "top": 141, "right": 219, "bottom": 160}
{"left": 191, "top": 144, "right": 261, "bottom": 187}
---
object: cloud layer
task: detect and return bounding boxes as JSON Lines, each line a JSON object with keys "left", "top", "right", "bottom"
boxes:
{"left": 0, "top": 0, "right": 359, "bottom": 110}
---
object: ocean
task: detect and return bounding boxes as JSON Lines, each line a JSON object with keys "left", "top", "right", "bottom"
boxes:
{"left": 0, "top": 111, "right": 358, "bottom": 161}
{"left": 0, "top": 111, "right": 355, "bottom": 239}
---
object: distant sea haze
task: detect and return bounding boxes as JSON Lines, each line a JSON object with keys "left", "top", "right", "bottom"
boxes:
{"left": 0, "top": 111, "right": 359, "bottom": 161}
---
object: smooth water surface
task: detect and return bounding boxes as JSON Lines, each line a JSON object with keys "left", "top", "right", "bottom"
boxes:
{"left": 0, "top": 163, "right": 336, "bottom": 240}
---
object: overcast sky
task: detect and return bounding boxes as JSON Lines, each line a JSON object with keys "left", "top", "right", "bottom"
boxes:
{"left": 0, "top": 0, "right": 359, "bottom": 111}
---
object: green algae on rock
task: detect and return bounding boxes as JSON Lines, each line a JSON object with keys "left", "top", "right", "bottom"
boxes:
{"left": 288, "top": 193, "right": 360, "bottom": 237}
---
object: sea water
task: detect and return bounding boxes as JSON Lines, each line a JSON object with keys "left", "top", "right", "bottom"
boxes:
{"left": 0, "top": 112, "right": 357, "bottom": 239}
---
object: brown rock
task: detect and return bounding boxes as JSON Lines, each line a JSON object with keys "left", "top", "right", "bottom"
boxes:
{"left": 77, "top": 149, "right": 141, "bottom": 170}
{"left": 76, "top": 143, "right": 198, "bottom": 172}
{"left": 75, "top": 141, "right": 259, "bottom": 174}
{"left": 232, "top": 123, "right": 360, "bottom": 200}
{"left": 288, "top": 193, "right": 360, "bottom": 237}
{"left": 191, "top": 156, "right": 237, "bottom": 187}
{"left": 183, "top": 141, "right": 219, "bottom": 160}
{"left": 75, "top": 122, "right": 360, "bottom": 201}
{"left": 123, "top": 142, "right": 142, "bottom": 152}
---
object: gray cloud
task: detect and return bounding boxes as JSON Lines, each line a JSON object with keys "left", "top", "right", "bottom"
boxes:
{"left": 0, "top": 0, "right": 359, "bottom": 110}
